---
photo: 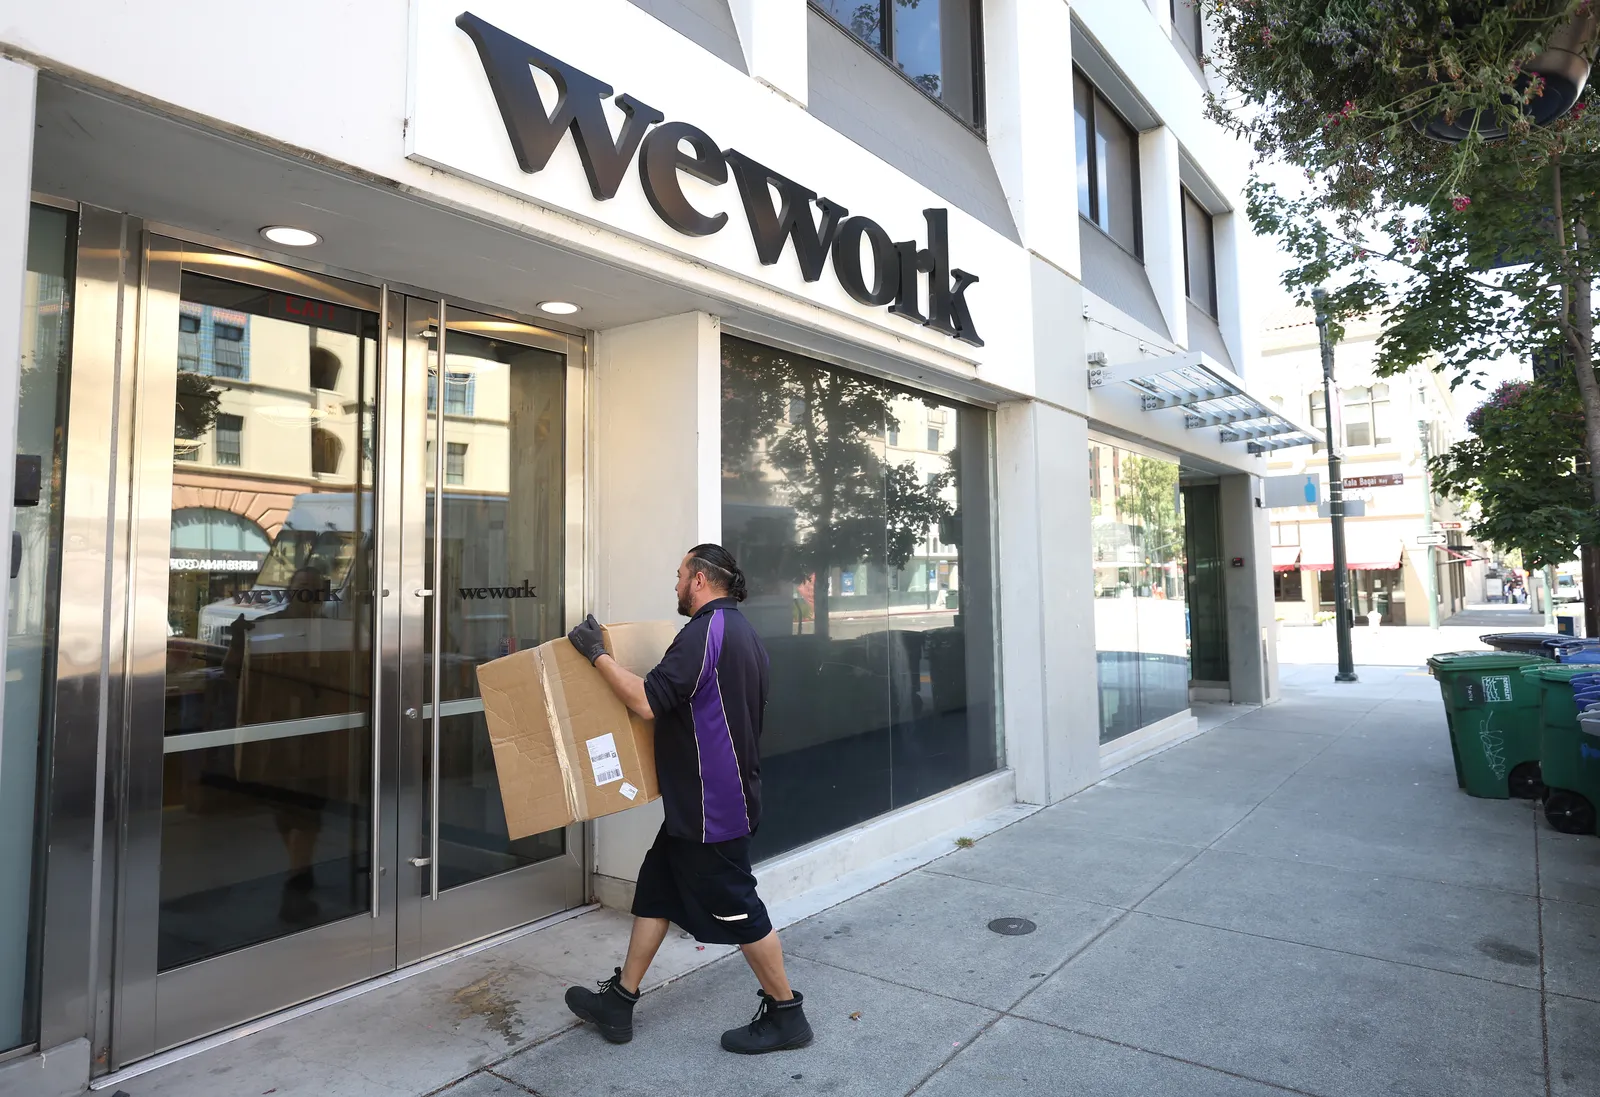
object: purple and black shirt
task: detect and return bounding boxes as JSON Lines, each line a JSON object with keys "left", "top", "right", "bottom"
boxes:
{"left": 642, "top": 597, "right": 767, "bottom": 844}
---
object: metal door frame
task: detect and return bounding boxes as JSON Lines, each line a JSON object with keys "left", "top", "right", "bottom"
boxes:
{"left": 81, "top": 232, "right": 589, "bottom": 1067}
{"left": 392, "top": 297, "right": 585, "bottom": 965}
{"left": 115, "top": 238, "right": 394, "bottom": 1062}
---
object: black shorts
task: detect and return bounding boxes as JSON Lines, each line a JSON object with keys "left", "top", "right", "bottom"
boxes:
{"left": 631, "top": 825, "right": 772, "bottom": 946}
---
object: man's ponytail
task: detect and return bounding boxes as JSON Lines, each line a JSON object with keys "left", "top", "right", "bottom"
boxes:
{"left": 688, "top": 543, "right": 748, "bottom": 602}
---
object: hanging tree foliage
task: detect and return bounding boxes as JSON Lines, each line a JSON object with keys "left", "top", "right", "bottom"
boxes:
{"left": 1204, "top": 0, "right": 1600, "bottom": 580}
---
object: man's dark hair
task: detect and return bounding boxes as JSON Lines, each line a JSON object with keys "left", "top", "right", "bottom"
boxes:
{"left": 687, "top": 543, "right": 747, "bottom": 602}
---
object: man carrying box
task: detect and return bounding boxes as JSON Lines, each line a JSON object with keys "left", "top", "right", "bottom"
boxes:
{"left": 562, "top": 544, "right": 813, "bottom": 1055}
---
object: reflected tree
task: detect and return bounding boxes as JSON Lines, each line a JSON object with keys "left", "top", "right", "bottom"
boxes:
{"left": 174, "top": 372, "right": 223, "bottom": 459}
{"left": 1120, "top": 455, "right": 1181, "bottom": 569}
{"left": 722, "top": 337, "right": 954, "bottom": 640}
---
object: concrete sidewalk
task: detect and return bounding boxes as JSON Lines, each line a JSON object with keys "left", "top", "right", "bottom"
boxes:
{"left": 121, "top": 661, "right": 1600, "bottom": 1097}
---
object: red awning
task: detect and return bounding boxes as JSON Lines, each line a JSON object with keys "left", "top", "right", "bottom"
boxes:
{"left": 1298, "top": 523, "right": 1404, "bottom": 572}
{"left": 1271, "top": 545, "right": 1301, "bottom": 572}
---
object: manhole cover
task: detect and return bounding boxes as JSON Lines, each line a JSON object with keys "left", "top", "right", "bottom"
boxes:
{"left": 987, "top": 917, "right": 1036, "bottom": 936}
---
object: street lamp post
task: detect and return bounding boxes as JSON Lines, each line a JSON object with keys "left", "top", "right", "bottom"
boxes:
{"left": 1417, "top": 399, "right": 1441, "bottom": 630}
{"left": 1313, "top": 289, "right": 1358, "bottom": 683}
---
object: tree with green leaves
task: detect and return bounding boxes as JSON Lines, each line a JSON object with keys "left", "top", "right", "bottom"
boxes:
{"left": 1432, "top": 377, "right": 1598, "bottom": 566}
{"left": 1204, "top": 0, "right": 1600, "bottom": 624}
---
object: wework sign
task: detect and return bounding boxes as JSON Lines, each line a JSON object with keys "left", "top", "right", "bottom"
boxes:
{"left": 455, "top": 11, "right": 984, "bottom": 347}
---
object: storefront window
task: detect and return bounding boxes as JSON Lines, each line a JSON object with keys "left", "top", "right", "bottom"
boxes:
{"left": 3, "top": 205, "right": 76, "bottom": 1051}
{"left": 721, "top": 336, "right": 998, "bottom": 861}
{"left": 1090, "top": 441, "right": 1189, "bottom": 743}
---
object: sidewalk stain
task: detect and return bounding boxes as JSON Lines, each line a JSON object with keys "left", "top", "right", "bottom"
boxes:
{"left": 1475, "top": 937, "right": 1538, "bottom": 967}
{"left": 451, "top": 972, "right": 525, "bottom": 1045}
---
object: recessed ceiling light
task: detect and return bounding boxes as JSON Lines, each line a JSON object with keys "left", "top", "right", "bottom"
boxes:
{"left": 538, "top": 300, "right": 580, "bottom": 316}
{"left": 260, "top": 226, "right": 322, "bottom": 248}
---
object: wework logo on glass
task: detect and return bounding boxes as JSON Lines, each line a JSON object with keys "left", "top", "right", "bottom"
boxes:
{"left": 456, "top": 12, "right": 984, "bottom": 347}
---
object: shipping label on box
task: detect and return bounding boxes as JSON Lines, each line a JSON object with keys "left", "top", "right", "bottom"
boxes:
{"left": 476, "top": 620, "right": 678, "bottom": 839}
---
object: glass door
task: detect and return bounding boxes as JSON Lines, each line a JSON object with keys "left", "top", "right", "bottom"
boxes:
{"left": 120, "top": 239, "right": 392, "bottom": 1060}
{"left": 393, "top": 299, "right": 584, "bottom": 964}
{"left": 112, "top": 243, "right": 585, "bottom": 1066}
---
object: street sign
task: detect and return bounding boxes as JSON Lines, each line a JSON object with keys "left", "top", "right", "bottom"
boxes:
{"left": 1318, "top": 500, "right": 1366, "bottom": 517}
{"left": 1416, "top": 533, "right": 1448, "bottom": 546}
{"left": 1435, "top": 521, "right": 1465, "bottom": 531}
{"left": 1345, "top": 473, "right": 1405, "bottom": 489}
{"left": 1264, "top": 474, "right": 1320, "bottom": 509}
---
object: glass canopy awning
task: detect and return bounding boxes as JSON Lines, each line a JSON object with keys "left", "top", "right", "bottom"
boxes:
{"left": 1088, "top": 350, "right": 1321, "bottom": 453}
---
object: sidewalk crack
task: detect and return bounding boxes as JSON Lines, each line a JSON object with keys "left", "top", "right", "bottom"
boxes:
{"left": 1536, "top": 809, "right": 1553, "bottom": 1097}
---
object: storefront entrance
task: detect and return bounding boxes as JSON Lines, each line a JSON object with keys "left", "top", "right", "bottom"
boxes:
{"left": 61, "top": 224, "right": 585, "bottom": 1065}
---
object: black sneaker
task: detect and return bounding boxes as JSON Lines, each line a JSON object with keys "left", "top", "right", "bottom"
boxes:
{"left": 564, "top": 968, "right": 639, "bottom": 1044}
{"left": 720, "top": 990, "right": 813, "bottom": 1054}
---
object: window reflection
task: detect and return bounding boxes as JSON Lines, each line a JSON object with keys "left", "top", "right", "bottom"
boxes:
{"left": 423, "top": 323, "right": 568, "bottom": 887}
{"left": 160, "top": 273, "right": 378, "bottom": 970}
{"left": 721, "top": 336, "right": 997, "bottom": 861}
{"left": 3, "top": 206, "right": 76, "bottom": 1051}
{"left": 813, "top": 0, "right": 981, "bottom": 124}
{"left": 1090, "top": 441, "right": 1189, "bottom": 743}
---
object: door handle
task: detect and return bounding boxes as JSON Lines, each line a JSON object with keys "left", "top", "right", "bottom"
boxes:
{"left": 408, "top": 856, "right": 432, "bottom": 867}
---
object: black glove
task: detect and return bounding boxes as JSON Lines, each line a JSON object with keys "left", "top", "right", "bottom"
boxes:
{"left": 567, "top": 614, "right": 608, "bottom": 665}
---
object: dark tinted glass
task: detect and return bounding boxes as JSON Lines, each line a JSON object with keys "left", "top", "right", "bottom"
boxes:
{"left": 1172, "top": 0, "right": 1203, "bottom": 56}
{"left": 1074, "top": 74, "right": 1094, "bottom": 221}
{"left": 1182, "top": 483, "right": 1228, "bottom": 682}
{"left": 1183, "top": 191, "right": 1215, "bottom": 314}
{"left": 721, "top": 336, "right": 998, "bottom": 860}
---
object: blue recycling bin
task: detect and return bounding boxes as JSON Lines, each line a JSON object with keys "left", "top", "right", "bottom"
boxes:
{"left": 1547, "top": 638, "right": 1600, "bottom": 664}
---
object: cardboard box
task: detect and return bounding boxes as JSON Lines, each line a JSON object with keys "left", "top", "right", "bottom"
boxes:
{"left": 477, "top": 620, "right": 679, "bottom": 839}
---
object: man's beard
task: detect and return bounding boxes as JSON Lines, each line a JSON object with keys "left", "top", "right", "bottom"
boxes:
{"left": 676, "top": 591, "right": 692, "bottom": 617}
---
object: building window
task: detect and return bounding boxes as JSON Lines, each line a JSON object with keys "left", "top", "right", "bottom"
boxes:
{"left": 720, "top": 334, "right": 998, "bottom": 861}
{"left": 887, "top": 421, "right": 900, "bottom": 447}
{"left": 928, "top": 427, "right": 942, "bottom": 451}
{"left": 212, "top": 323, "right": 245, "bottom": 379}
{"left": 311, "top": 427, "right": 343, "bottom": 475}
{"left": 1074, "top": 70, "right": 1142, "bottom": 256}
{"left": 215, "top": 414, "right": 242, "bottom": 467}
{"left": 813, "top": 0, "right": 983, "bottom": 127}
{"left": 309, "top": 345, "right": 343, "bottom": 391}
{"left": 1342, "top": 385, "right": 1393, "bottom": 448}
{"left": 446, "top": 442, "right": 467, "bottom": 485}
{"left": 1274, "top": 571, "right": 1303, "bottom": 601}
{"left": 178, "top": 311, "right": 202, "bottom": 374}
{"left": 1171, "top": 0, "right": 1203, "bottom": 57}
{"left": 427, "top": 370, "right": 475, "bottom": 416}
{"left": 1182, "top": 189, "right": 1217, "bottom": 316}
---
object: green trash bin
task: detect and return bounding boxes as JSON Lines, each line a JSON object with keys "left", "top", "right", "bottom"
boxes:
{"left": 1553, "top": 712, "right": 1600, "bottom": 836}
{"left": 1527, "top": 663, "right": 1600, "bottom": 835}
{"left": 1427, "top": 652, "right": 1549, "bottom": 799}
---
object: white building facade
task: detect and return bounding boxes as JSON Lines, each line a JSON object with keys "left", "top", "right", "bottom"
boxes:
{"left": 1259, "top": 310, "right": 1485, "bottom": 627}
{"left": 0, "top": 2, "right": 1306, "bottom": 1089}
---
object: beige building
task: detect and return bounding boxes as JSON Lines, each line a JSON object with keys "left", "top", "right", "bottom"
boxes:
{"left": 1258, "top": 309, "right": 1485, "bottom": 626}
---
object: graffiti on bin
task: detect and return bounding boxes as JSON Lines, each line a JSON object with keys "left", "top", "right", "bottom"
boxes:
{"left": 1466, "top": 675, "right": 1515, "bottom": 703}
{"left": 1476, "top": 717, "right": 1508, "bottom": 779}
{"left": 1581, "top": 742, "right": 1600, "bottom": 764}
